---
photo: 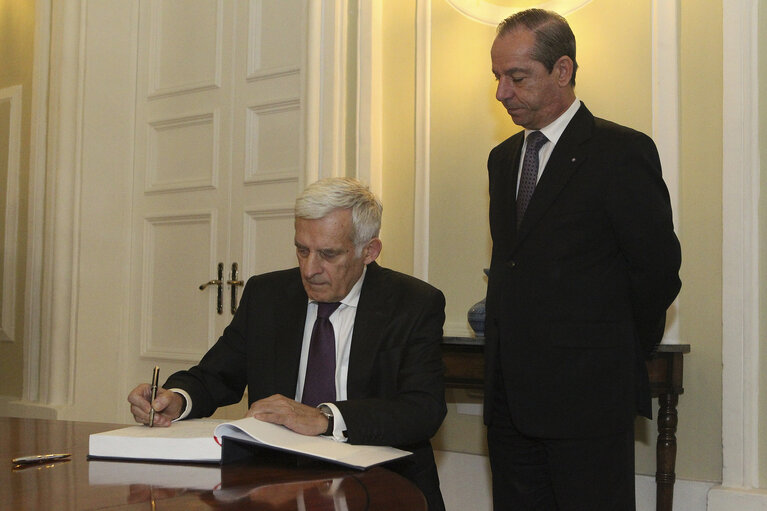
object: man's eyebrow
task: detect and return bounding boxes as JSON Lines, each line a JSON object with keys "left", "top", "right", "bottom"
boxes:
{"left": 494, "top": 67, "right": 525, "bottom": 77}
{"left": 293, "top": 243, "right": 344, "bottom": 254}
{"left": 504, "top": 66, "right": 529, "bottom": 75}
{"left": 320, "top": 248, "right": 345, "bottom": 256}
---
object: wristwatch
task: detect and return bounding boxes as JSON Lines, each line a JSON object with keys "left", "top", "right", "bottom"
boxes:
{"left": 318, "top": 405, "right": 334, "bottom": 436}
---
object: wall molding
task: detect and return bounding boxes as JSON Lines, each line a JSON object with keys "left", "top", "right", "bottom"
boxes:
{"left": 0, "top": 84, "right": 22, "bottom": 344}
{"left": 304, "top": 0, "right": 350, "bottom": 185}
{"left": 719, "top": 0, "right": 762, "bottom": 499}
{"left": 23, "top": 0, "right": 52, "bottom": 403}
{"left": 413, "top": 0, "right": 432, "bottom": 281}
{"left": 37, "top": 0, "right": 87, "bottom": 407}
{"left": 356, "top": 0, "right": 383, "bottom": 197}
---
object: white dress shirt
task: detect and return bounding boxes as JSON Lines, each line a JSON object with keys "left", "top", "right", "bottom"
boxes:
{"left": 516, "top": 98, "right": 582, "bottom": 194}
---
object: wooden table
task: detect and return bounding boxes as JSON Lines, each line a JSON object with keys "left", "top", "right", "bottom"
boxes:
{"left": 1, "top": 417, "right": 426, "bottom": 511}
{"left": 442, "top": 338, "right": 689, "bottom": 511}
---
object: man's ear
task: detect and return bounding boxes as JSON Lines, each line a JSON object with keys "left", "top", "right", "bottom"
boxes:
{"left": 554, "top": 55, "right": 574, "bottom": 86}
{"left": 363, "top": 238, "right": 382, "bottom": 264}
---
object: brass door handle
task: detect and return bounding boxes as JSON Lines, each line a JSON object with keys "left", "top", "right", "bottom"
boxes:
{"left": 198, "top": 263, "right": 224, "bottom": 314}
{"left": 228, "top": 263, "right": 244, "bottom": 314}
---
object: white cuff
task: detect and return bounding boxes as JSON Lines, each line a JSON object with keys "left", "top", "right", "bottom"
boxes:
{"left": 170, "top": 388, "right": 192, "bottom": 421}
{"left": 321, "top": 402, "right": 348, "bottom": 442}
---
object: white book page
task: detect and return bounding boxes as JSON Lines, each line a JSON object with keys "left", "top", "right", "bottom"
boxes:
{"left": 214, "top": 417, "right": 411, "bottom": 468}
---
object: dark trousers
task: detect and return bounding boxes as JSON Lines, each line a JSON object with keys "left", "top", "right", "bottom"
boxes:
{"left": 487, "top": 378, "right": 636, "bottom": 511}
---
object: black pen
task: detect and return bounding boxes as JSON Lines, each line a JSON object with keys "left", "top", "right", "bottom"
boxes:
{"left": 148, "top": 366, "right": 159, "bottom": 427}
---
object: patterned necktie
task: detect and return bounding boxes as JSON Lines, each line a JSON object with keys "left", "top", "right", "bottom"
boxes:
{"left": 516, "top": 130, "right": 548, "bottom": 227}
{"left": 302, "top": 302, "right": 341, "bottom": 407}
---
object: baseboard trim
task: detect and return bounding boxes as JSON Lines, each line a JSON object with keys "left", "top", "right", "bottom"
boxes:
{"left": 0, "top": 397, "right": 60, "bottom": 419}
{"left": 636, "top": 474, "right": 715, "bottom": 511}
{"left": 707, "top": 486, "right": 767, "bottom": 510}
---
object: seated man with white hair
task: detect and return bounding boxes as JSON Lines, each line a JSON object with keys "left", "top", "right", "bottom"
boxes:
{"left": 128, "top": 177, "right": 448, "bottom": 511}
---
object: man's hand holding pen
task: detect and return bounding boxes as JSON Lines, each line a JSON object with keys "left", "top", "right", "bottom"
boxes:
{"left": 127, "top": 383, "right": 184, "bottom": 427}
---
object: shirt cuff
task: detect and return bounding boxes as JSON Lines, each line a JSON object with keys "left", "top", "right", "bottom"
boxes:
{"left": 170, "top": 388, "right": 192, "bottom": 421}
{"left": 321, "top": 402, "right": 348, "bottom": 442}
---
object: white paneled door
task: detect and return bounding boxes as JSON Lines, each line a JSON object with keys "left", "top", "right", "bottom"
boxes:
{"left": 126, "top": 0, "right": 305, "bottom": 417}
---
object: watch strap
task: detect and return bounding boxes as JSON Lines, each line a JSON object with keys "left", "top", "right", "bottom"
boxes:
{"left": 319, "top": 405, "right": 334, "bottom": 436}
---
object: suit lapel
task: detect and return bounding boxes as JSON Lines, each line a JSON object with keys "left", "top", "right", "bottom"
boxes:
{"left": 514, "top": 104, "right": 594, "bottom": 247}
{"left": 346, "top": 262, "right": 392, "bottom": 399}
{"left": 272, "top": 271, "right": 309, "bottom": 395}
{"left": 505, "top": 135, "right": 524, "bottom": 224}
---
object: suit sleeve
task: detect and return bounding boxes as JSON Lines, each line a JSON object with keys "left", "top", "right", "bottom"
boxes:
{"left": 334, "top": 285, "right": 447, "bottom": 447}
{"left": 604, "top": 132, "right": 682, "bottom": 355}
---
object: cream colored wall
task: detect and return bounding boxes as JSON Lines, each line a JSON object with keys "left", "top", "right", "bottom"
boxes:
{"left": 673, "top": 0, "right": 723, "bottom": 483}
{"left": 379, "top": 0, "right": 417, "bottom": 274}
{"left": 429, "top": 1, "right": 496, "bottom": 337}
{"left": 380, "top": 0, "right": 724, "bottom": 484}
{"left": 0, "top": 0, "right": 34, "bottom": 399}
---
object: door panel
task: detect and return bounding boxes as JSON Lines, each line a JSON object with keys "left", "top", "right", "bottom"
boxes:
{"left": 142, "top": 212, "right": 217, "bottom": 360}
{"left": 231, "top": 0, "right": 304, "bottom": 285}
{"left": 125, "top": 0, "right": 306, "bottom": 421}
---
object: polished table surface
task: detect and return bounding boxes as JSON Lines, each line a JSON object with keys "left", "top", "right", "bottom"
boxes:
{"left": 1, "top": 417, "right": 426, "bottom": 511}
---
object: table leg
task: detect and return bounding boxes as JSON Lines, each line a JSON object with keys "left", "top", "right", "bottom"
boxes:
{"left": 655, "top": 392, "right": 679, "bottom": 511}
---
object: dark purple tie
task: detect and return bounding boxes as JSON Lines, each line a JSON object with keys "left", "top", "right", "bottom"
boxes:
{"left": 516, "top": 130, "right": 548, "bottom": 227}
{"left": 302, "top": 302, "right": 341, "bottom": 407}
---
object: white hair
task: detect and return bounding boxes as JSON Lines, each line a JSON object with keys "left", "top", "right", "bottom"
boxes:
{"left": 295, "top": 177, "right": 382, "bottom": 248}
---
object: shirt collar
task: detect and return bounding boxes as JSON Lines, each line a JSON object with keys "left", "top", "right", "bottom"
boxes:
{"left": 526, "top": 97, "right": 581, "bottom": 146}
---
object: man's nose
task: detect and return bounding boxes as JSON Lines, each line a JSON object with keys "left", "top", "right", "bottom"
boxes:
{"left": 496, "top": 77, "right": 513, "bottom": 102}
{"left": 303, "top": 252, "right": 323, "bottom": 276}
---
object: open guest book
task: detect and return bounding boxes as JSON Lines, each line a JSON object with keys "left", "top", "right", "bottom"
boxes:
{"left": 88, "top": 417, "right": 411, "bottom": 470}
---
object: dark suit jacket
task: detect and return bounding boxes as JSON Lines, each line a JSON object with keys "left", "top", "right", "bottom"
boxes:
{"left": 164, "top": 261, "right": 447, "bottom": 509}
{"left": 484, "top": 103, "right": 681, "bottom": 438}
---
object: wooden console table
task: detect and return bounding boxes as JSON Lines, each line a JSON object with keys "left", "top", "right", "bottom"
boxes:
{"left": 442, "top": 337, "right": 689, "bottom": 511}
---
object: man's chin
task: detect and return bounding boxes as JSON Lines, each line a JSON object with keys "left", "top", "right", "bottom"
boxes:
{"left": 304, "top": 285, "right": 330, "bottom": 302}
{"left": 508, "top": 111, "right": 526, "bottom": 124}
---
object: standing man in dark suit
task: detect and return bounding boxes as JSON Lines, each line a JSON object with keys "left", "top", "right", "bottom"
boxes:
{"left": 128, "top": 177, "right": 447, "bottom": 510}
{"left": 484, "top": 9, "right": 681, "bottom": 510}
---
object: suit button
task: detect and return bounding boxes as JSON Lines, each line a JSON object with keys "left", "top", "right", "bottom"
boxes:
{"left": 506, "top": 260, "right": 516, "bottom": 268}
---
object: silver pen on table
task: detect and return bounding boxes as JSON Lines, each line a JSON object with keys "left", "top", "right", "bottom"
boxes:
{"left": 148, "top": 366, "right": 159, "bottom": 427}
